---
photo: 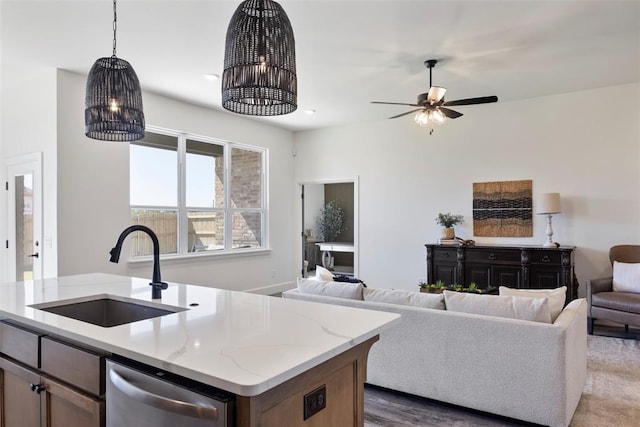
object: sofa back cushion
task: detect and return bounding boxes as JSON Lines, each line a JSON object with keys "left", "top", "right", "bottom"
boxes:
{"left": 612, "top": 261, "right": 640, "bottom": 293}
{"left": 499, "top": 286, "right": 566, "bottom": 322}
{"left": 443, "top": 291, "right": 552, "bottom": 323}
{"left": 297, "top": 278, "right": 364, "bottom": 300}
{"left": 363, "top": 288, "right": 445, "bottom": 310}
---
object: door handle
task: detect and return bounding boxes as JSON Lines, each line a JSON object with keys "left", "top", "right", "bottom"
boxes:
{"left": 28, "top": 252, "right": 39, "bottom": 258}
{"left": 108, "top": 368, "right": 218, "bottom": 420}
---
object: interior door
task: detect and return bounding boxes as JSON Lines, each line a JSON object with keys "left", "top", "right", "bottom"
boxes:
{"left": 6, "top": 153, "right": 42, "bottom": 282}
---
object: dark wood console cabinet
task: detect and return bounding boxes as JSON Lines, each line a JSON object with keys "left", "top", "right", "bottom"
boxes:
{"left": 425, "top": 244, "right": 577, "bottom": 301}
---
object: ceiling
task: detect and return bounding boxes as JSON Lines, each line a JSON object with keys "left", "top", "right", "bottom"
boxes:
{"left": 3, "top": 0, "right": 639, "bottom": 132}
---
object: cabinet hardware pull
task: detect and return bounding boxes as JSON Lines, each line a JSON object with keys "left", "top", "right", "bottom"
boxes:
{"left": 30, "top": 383, "right": 45, "bottom": 394}
{"left": 542, "top": 255, "right": 551, "bottom": 263}
{"left": 488, "top": 253, "right": 496, "bottom": 260}
{"left": 28, "top": 252, "right": 39, "bottom": 258}
{"left": 442, "top": 252, "right": 449, "bottom": 258}
{"left": 108, "top": 368, "right": 218, "bottom": 420}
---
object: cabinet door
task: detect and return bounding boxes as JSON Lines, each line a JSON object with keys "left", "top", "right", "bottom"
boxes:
{"left": 434, "top": 263, "right": 458, "bottom": 285}
{"left": 0, "top": 357, "right": 42, "bottom": 427}
{"left": 529, "top": 267, "right": 561, "bottom": 289}
{"left": 465, "top": 265, "right": 490, "bottom": 288}
{"left": 491, "top": 266, "right": 521, "bottom": 288}
{"left": 41, "top": 376, "right": 104, "bottom": 427}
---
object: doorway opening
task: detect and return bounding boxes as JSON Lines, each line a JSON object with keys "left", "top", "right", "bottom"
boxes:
{"left": 300, "top": 179, "right": 358, "bottom": 278}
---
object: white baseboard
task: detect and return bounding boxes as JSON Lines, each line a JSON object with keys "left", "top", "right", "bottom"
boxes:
{"left": 245, "top": 280, "right": 296, "bottom": 296}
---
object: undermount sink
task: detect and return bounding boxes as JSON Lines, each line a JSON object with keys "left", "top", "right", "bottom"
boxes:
{"left": 30, "top": 296, "right": 187, "bottom": 327}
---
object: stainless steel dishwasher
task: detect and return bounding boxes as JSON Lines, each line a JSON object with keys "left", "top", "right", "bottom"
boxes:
{"left": 106, "top": 358, "right": 234, "bottom": 427}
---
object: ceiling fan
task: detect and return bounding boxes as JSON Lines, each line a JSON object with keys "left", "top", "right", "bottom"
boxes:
{"left": 371, "top": 59, "right": 498, "bottom": 133}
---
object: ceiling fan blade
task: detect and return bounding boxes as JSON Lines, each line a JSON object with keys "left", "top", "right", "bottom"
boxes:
{"left": 439, "top": 107, "right": 463, "bottom": 119}
{"left": 371, "top": 101, "right": 420, "bottom": 107}
{"left": 388, "top": 109, "right": 422, "bottom": 119}
{"left": 442, "top": 96, "right": 498, "bottom": 106}
{"left": 427, "top": 86, "right": 446, "bottom": 104}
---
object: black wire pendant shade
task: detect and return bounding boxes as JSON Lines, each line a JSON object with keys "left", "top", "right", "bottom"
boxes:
{"left": 222, "top": 0, "right": 297, "bottom": 116}
{"left": 85, "top": 0, "right": 144, "bottom": 141}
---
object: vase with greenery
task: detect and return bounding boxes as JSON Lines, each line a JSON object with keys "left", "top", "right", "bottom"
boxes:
{"left": 316, "top": 200, "right": 344, "bottom": 242}
{"left": 435, "top": 212, "right": 464, "bottom": 239}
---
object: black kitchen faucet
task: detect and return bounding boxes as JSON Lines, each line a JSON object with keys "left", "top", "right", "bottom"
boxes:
{"left": 109, "top": 225, "right": 168, "bottom": 299}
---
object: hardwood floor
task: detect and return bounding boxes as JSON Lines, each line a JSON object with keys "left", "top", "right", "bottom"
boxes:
{"left": 363, "top": 385, "right": 535, "bottom": 427}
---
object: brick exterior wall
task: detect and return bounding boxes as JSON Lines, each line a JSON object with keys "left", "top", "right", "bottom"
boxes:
{"left": 214, "top": 148, "right": 262, "bottom": 248}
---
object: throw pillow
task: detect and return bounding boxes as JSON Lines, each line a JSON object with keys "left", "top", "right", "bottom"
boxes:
{"left": 443, "top": 291, "right": 552, "bottom": 324}
{"left": 363, "top": 288, "right": 445, "bottom": 310}
{"left": 297, "top": 278, "right": 364, "bottom": 300}
{"left": 612, "top": 261, "right": 640, "bottom": 293}
{"left": 499, "top": 286, "right": 566, "bottom": 322}
{"left": 315, "top": 266, "right": 334, "bottom": 281}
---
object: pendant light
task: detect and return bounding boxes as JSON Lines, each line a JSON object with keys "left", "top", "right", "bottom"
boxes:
{"left": 85, "top": 0, "right": 144, "bottom": 141}
{"left": 222, "top": 0, "right": 297, "bottom": 116}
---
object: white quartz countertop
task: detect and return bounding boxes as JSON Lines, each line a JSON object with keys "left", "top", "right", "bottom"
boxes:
{"left": 0, "top": 273, "right": 399, "bottom": 396}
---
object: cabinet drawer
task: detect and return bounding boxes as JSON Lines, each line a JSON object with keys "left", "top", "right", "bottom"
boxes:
{"left": 433, "top": 248, "right": 457, "bottom": 260}
{"left": 0, "top": 321, "right": 42, "bottom": 368}
{"left": 465, "top": 249, "right": 520, "bottom": 263}
{"left": 530, "top": 251, "right": 561, "bottom": 265}
{"left": 41, "top": 336, "right": 105, "bottom": 396}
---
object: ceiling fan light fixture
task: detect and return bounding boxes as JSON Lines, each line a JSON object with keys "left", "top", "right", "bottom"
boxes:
{"left": 372, "top": 58, "right": 497, "bottom": 133}
{"left": 222, "top": 0, "right": 297, "bottom": 116}
{"left": 414, "top": 108, "right": 445, "bottom": 127}
{"left": 85, "top": 0, "right": 145, "bottom": 142}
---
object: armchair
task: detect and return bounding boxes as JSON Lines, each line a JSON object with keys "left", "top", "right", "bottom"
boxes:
{"left": 586, "top": 245, "right": 640, "bottom": 334}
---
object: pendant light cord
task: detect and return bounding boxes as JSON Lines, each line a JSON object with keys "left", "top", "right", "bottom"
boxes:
{"left": 112, "top": 0, "right": 118, "bottom": 57}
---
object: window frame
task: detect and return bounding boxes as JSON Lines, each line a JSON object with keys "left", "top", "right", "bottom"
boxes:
{"left": 129, "top": 125, "right": 268, "bottom": 259}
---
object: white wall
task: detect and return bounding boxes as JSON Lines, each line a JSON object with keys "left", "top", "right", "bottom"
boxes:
{"left": 293, "top": 83, "right": 640, "bottom": 296}
{"left": 56, "top": 70, "right": 295, "bottom": 293}
{"left": 0, "top": 32, "right": 59, "bottom": 281}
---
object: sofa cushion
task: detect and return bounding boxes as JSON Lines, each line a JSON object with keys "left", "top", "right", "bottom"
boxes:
{"left": 499, "top": 286, "right": 566, "bottom": 322}
{"left": 363, "top": 288, "right": 445, "bottom": 310}
{"left": 443, "top": 291, "right": 552, "bottom": 323}
{"left": 612, "top": 261, "right": 640, "bottom": 293}
{"left": 591, "top": 291, "right": 640, "bottom": 314}
{"left": 315, "top": 266, "right": 335, "bottom": 281}
{"left": 297, "top": 278, "right": 364, "bottom": 300}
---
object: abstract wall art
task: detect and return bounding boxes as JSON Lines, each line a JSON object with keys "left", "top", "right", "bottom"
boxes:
{"left": 473, "top": 180, "right": 533, "bottom": 237}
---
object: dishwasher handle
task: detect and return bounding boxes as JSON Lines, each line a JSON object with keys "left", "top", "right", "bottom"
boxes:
{"left": 108, "top": 367, "right": 218, "bottom": 420}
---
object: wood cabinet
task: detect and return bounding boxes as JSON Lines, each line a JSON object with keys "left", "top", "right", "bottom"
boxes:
{"left": 425, "top": 244, "right": 577, "bottom": 301}
{"left": 236, "top": 336, "right": 377, "bottom": 427}
{"left": 0, "top": 321, "right": 106, "bottom": 427}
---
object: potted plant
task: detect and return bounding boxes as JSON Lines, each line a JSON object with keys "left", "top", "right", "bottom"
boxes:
{"left": 418, "top": 280, "right": 497, "bottom": 294}
{"left": 419, "top": 280, "right": 447, "bottom": 293}
{"left": 316, "top": 200, "right": 345, "bottom": 242}
{"left": 435, "top": 212, "right": 464, "bottom": 239}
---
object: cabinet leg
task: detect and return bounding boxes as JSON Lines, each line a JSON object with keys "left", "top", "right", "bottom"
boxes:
{"left": 587, "top": 317, "right": 594, "bottom": 335}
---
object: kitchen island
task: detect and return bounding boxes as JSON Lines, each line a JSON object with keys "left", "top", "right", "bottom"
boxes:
{"left": 0, "top": 273, "right": 399, "bottom": 426}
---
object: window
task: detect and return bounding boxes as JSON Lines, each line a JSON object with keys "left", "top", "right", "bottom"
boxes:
{"left": 130, "top": 129, "right": 266, "bottom": 257}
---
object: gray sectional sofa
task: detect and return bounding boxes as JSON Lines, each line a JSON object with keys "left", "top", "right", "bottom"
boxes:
{"left": 283, "top": 282, "right": 587, "bottom": 427}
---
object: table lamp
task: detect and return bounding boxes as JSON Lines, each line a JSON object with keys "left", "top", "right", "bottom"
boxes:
{"left": 537, "top": 193, "right": 561, "bottom": 247}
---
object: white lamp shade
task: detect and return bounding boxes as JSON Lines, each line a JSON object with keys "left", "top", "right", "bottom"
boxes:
{"left": 537, "top": 193, "right": 561, "bottom": 214}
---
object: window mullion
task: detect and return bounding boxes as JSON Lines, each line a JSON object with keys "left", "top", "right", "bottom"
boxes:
{"left": 224, "top": 143, "right": 231, "bottom": 251}
{"left": 178, "top": 134, "right": 188, "bottom": 254}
